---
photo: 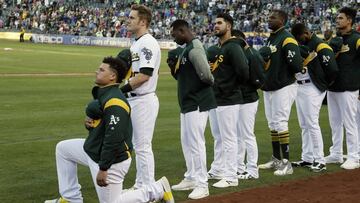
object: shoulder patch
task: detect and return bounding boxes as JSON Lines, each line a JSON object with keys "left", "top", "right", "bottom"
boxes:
{"left": 141, "top": 47, "right": 153, "bottom": 61}
{"left": 104, "top": 98, "right": 130, "bottom": 114}
{"left": 282, "top": 37, "right": 298, "bottom": 47}
{"left": 316, "top": 43, "right": 333, "bottom": 52}
{"left": 356, "top": 38, "right": 360, "bottom": 50}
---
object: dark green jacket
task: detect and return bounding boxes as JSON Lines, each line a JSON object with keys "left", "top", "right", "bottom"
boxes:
{"left": 234, "top": 38, "right": 261, "bottom": 103}
{"left": 261, "top": 27, "right": 303, "bottom": 91}
{"left": 84, "top": 84, "right": 132, "bottom": 171}
{"left": 304, "top": 34, "right": 339, "bottom": 92}
{"left": 212, "top": 37, "right": 250, "bottom": 106}
{"left": 173, "top": 39, "right": 216, "bottom": 113}
{"left": 329, "top": 30, "right": 360, "bottom": 92}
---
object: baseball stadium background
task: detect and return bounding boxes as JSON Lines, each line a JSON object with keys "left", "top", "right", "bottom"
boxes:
{"left": 1, "top": 0, "right": 360, "bottom": 202}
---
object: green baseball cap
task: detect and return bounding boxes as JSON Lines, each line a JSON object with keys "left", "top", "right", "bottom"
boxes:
{"left": 167, "top": 46, "right": 184, "bottom": 61}
{"left": 259, "top": 46, "right": 272, "bottom": 61}
{"left": 86, "top": 99, "right": 102, "bottom": 119}
{"left": 116, "top": 49, "right": 132, "bottom": 69}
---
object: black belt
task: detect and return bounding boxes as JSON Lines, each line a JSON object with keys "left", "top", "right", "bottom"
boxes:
{"left": 125, "top": 92, "right": 138, "bottom": 98}
{"left": 297, "top": 79, "right": 311, "bottom": 85}
{"left": 125, "top": 92, "right": 154, "bottom": 98}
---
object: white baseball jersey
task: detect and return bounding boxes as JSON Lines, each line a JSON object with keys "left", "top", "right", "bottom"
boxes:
{"left": 129, "top": 33, "right": 161, "bottom": 95}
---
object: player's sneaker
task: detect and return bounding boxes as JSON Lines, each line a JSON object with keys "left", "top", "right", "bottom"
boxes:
{"left": 237, "top": 172, "right": 257, "bottom": 180}
{"left": 258, "top": 155, "right": 281, "bottom": 169}
{"left": 340, "top": 160, "right": 360, "bottom": 170}
{"left": 188, "top": 187, "right": 209, "bottom": 200}
{"left": 171, "top": 179, "right": 196, "bottom": 191}
{"left": 274, "top": 159, "right": 293, "bottom": 176}
{"left": 310, "top": 162, "right": 326, "bottom": 172}
{"left": 325, "top": 155, "right": 343, "bottom": 164}
{"left": 207, "top": 172, "right": 223, "bottom": 180}
{"left": 44, "top": 197, "right": 69, "bottom": 203}
{"left": 159, "top": 176, "right": 175, "bottom": 203}
{"left": 291, "top": 160, "right": 312, "bottom": 167}
{"left": 212, "top": 179, "right": 238, "bottom": 188}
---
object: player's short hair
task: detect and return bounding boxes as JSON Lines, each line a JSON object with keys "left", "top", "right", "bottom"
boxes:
{"left": 232, "top": 29, "right": 245, "bottom": 39}
{"left": 217, "top": 13, "right": 234, "bottom": 29}
{"left": 131, "top": 4, "right": 152, "bottom": 27}
{"left": 339, "top": 7, "right": 357, "bottom": 25}
{"left": 291, "top": 23, "right": 307, "bottom": 38}
{"left": 272, "top": 10, "right": 288, "bottom": 25}
{"left": 103, "top": 56, "right": 128, "bottom": 83}
{"left": 170, "top": 19, "right": 190, "bottom": 31}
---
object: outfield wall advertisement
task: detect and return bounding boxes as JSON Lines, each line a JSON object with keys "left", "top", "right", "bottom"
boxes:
{"left": 30, "top": 34, "right": 176, "bottom": 49}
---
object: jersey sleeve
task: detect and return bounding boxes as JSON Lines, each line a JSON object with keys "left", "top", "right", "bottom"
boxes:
{"left": 138, "top": 40, "right": 160, "bottom": 70}
{"left": 189, "top": 47, "right": 214, "bottom": 85}
{"left": 356, "top": 37, "right": 360, "bottom": 56}
{"left": 316, "top": 43, "right": 339, "bottom": 84}
{"left": 98, "top": 98, "right": 131, "bottom": 171}
{"left": 282, "top": 37, "right": 303, "bottom": 73}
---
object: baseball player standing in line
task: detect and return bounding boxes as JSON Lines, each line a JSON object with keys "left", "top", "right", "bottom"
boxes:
{"left": 120, "top": 4, "right": 161, "bottom": 188}
{"left": 232, "top": 30, "right": 265, "bottom": 180}
{"left": 45, "top": 57, "right": 174, "bottom": 203}
{"left": 167, "top": 20, "right": 216, "bottom": 199}
{"left": 290, "top": 23, "right": 338, "bottom": 172}
{"left": 325, "top": 7, "right": 360, "bottom": 169}
{"left": 209, "top": 13, "right": 250, "bottom": 188}
{"left": 258, "top": 10, "right": 302, "bottom": 176}
{"left": 358, "top": 92, "right": 360, "bottom": 158}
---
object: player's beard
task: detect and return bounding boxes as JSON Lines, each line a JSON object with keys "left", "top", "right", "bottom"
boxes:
{"left": 214, "top": 29, "right": 226, "bottom": 37}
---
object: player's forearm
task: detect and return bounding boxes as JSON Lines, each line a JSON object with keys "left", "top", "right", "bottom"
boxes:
{"left": 128, "top": 73, "right": 150, "bottom": 90}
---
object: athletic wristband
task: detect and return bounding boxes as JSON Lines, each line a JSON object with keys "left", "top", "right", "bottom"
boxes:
{"left": 120, "top": 83, "right": 132, "bottom": 93}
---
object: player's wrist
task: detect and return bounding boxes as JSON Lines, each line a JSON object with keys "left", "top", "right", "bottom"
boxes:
{"left": 120, "top": 83, "right": 132, "bottom": 93}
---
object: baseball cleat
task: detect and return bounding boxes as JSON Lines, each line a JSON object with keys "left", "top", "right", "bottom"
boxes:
{"left": 188, "top": 187, "right": 209, "bottom": 200}
{"left": 44, "top": 197, "right": 69, "bottom": 203}
{"left": 159, "top": 176, "right": 175, "bottom": 203}
{"left": 340, "top": 160, "right": 360, "bottom": 170}
{"left": 310, "top": 162, "right": 326, "bottom": 172}
{"left": 212, "top": 179, "right": 238, "bottom": 188}
{"left": 171, "top": 179, "right": 196, "bottom": 191}
{"left": 258, "top": 155, "right": 281, "bottom": 169}
{"left": 325, "top": 155, "right": 344, "bottom": 164}
{"left": 274, "top": 159, "right": 293, "bottom": 176}
{"left": 237, "top": 172, "right": 257, "bottom": 180}
{"left": 207, "top": 172, "right": 223, "bottom": 180}
{"left": 291, "top": 160, "right": 312, "bottom": 167}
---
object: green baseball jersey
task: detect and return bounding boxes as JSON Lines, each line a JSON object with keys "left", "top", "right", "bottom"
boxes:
{"left": 261, "top": 27, "right": 303, "bottom": 91}
{"left": 173, "top": 39, "right": 216, "bottom": 113}
{"left": 304, "top": 34, "right": 339, "bottom": 91}
{"left": 330, "top": 30, "right": 360, "bottom": 92}
{"left": 234, "top": 38, "right": 264, "bottom": 103}
{"left": 212, "top": 37, "right": 250, "bottom": 106}
{"left": 84, "top": 84, "right": 132, "bottom": 171}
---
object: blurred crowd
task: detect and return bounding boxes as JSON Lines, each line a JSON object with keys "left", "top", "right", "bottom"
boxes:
{"left": 0, "top": 0, "right": 359, "bottom": 44}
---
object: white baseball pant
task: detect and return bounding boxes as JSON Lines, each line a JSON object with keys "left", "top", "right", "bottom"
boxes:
{"left": 180, "top": 109, "right": 208, "bottom": 187}
{"left": 215, "top": 104, "right": 241, "bottom": 182}
{"left": 237, "top": 100, "right": 259, "bottom": 178}
{"left": 327, "top": 91, "right": 359, "bottom": 161}
{"left": 264, "top": 83, "right": 297, "bottom": 132}
{"left": 208, "top": 108, "right": 224, "bottom": 177}
{"left": 55, "top": 139, "right": 131, "bottom": 203}
{"left": 295, "top": 82, "right": 326, "bottom": 164}
{"left": 128, "top": 93, "right": 159, "bottom": 188}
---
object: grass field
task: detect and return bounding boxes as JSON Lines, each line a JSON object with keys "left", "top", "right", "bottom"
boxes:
{"left": 0, "top": 39, "right": 343, "bottom": 202}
